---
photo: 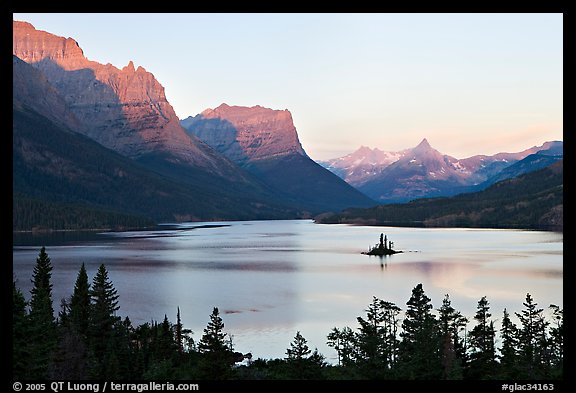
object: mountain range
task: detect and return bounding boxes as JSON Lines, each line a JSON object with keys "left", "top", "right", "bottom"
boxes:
{"left": 316, "top": 159, "right": 563, "bottom": 231}
{"left": 12, "top": 20, "right": 374, "bottom": 229}
{"left": 321, "top": 138, "right": 563, "bottom": 203}
{"left": 12, "top": 20, "right": 562, "bottom": 231}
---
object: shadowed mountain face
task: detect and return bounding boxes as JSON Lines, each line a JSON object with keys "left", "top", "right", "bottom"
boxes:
{"left": 182, "top": 104, "right": 307, "bottom": 165}
{"left": 182, "top": 104, "right": 376, "bottom": 212}
{"left": 12, "top": 55, "right": 84, "bottom": 132}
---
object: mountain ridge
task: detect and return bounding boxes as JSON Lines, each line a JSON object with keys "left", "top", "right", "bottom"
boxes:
{"left": 13, "top": 19, "right": 231, "bottom": 173}
{"left": 322, "top": 138, "right": 563, "bottom": 203}
{"left": 182, "top": 104, "right": 376, "bottom": 212}
{"left": 315, "top": 160, "right": 563, "bottom": 231}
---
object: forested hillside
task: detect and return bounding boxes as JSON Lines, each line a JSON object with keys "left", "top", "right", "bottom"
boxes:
{"left": 316, "top": 160, "right": 563, "bottom": 231}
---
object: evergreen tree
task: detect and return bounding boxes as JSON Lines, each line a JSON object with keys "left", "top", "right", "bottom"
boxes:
{"left": 69, "top": 263, "right": 91, "bottom": 337}
{"left": 467, "top": 296, "right": 497, "bottom": 379}
{"left": 398, "top": 283, "right": 441, "bottom": 379}
{"left": 548, "top": 304, "right": 563, "bottom": 379}
{"left": 327, "top": 327, "right": 356, "bottom": 368}
{"left": 13, "top": 281, "right": 31, "bottom": 379}
{"left": 154, "top": 314, "right": 176, "bottom": 361}
{"left": 437, "top": 294, "right": 467, "bottom": 379}
{"left": 89, "top": 264, "right": 120, "bottom": 378}
{"left": 515, "top": 293, "right": 549, "bottom": 379}
{"left": 28, "top": 247, "right": 57, "bottom": 378}
{"left": 355, "top": 297, "right": 385, "bottom": 373}
{"left": 110, "top": 317, "right": 137, "bottom": 379}
{"left": 354, "top": 297, "right": 401, "bottom": 378}
{"left": 285, "top": 331, "right": 325, "bottom": 379}
{"left": 197, "top": 307, "right": 234, "bottom": 379}
{"left": 175, "top": 307, "right": 184, "bottom": 354}
{"left": 48, "top": 322, "right": 89, "bottom": 379}
{"left": 499, "top": 308, "right": 519, "bottom": 379}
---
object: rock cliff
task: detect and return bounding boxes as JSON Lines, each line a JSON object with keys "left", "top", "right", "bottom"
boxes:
{"left": 182, "top": 104, "right": 307, "bottom": 165}
{"left": 13, "top": 20, "right": 224, "bottom": 170}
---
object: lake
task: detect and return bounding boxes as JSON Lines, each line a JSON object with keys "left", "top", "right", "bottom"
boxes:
{"left": 12, "top": 219, "right": 563, "bottom": 363}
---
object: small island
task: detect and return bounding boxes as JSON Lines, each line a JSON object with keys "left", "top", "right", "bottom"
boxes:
{"left": 362, "top": 233, "right": 402, "bottom": 256}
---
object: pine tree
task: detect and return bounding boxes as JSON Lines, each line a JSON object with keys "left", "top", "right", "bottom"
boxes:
{"left": 437, "top": 294, "right": 467, "bottom": 379}
{"left": 28, "top": 247, "right": 57, "bottom": 378}
{"left": 285, "top": 331, "right": 325, "bottom": 379}
{"left": 467, "top": 296, "right": 497, "bottom": 379}
{"left": 287, "top": 331, "right": 311, "bottom": 360}
{"left": 89, "top": 264, "right": 120, "bottom": 378}
{"left": 13, "top": 281, "right": 31, "bottom": 379}
{"left": 499, "top": 308, "right": 519, "bottom": 379}
{"left": 548, "top": 304, "right": 563, "bottom": 379}
{"left": 398, "top": 283, "right": 441, "bottom": 379}
{"left": 355, "top": 297, "right": 385, "bottom": 373}
{"left": 69, "top": 263, "right": 91, "bottom": 337}
{"left": 175, "top": 307, "right": 184, "bottom": 354}
{"left": 153, "top": 314, "right": 176, "bottom": 361}
{"left": 197, "top": 307, "right": 234, "bottom": 379}
{"left": 354, "top": 297, "right": 401, "bottom": 378}
{"left": 110, "top": 317, "right": 137, "bottom": 379}
{"left": 515, "top": 293, "right": 549, "bottom": 379}
{"left": 327, "top": 327, "right": 356, "bottom": 368}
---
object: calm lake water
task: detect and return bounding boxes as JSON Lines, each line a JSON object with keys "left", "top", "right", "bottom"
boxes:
{"left": 13, "top": 220, "right": 563, "bottom": 362}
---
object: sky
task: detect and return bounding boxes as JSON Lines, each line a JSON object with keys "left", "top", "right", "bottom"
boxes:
{"left": 13, "top": 13, "right": 563, "bottom": 161}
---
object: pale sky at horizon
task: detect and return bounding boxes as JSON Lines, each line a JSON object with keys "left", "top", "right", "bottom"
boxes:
{"left": 13, "top": 13, "right": 563, "bottom": 161}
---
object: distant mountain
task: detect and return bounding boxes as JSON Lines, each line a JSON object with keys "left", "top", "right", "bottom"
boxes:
{"left": 316, "top": 160, "right": 563, "bottom": 231}
{"left": 474, "top": 143, "right": 563, "bottom": 190}
{"left": 182, "top": 104, "right": 376, "bottom": 212}
{"left": 357, "top": 138, "right": 472, "bottom": 203}
{"left": 322, "top": 138, "right": 563, "bottom": 203}
{"left": 320, "top": 145, "right": 409, "bottom": 185}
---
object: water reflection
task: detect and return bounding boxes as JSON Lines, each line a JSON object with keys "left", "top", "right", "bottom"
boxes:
{"left": 13, "top": 220, "right": 562, "bottom": 361}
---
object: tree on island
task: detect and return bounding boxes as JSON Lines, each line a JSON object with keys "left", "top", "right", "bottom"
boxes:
{"left": 378, "top": 233, "right": 389, "bottom": 250}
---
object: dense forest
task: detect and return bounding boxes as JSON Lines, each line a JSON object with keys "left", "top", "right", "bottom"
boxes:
{"left": 13, "top": 248, "right": 563, "bottom": 380}
{"left": 13, "top": 194, "right": 155, "bottom": 232}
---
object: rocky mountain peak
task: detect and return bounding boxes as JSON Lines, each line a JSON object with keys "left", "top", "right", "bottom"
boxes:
{"left": 123, "top": 61, "right": 136, "bottom": 73}
{"left": 13, "top": 20, "right": 34, "bottom": 30}
{"left": 413, "top": 138, "right": 432, "bottom": 152}
{"left": 12, "top": 20, "right": 228, "bottom": 170}
{"left": 13, "top": 20, "right": 86, "bottom": 67}
{"left": 183, "top": 103, "right": 307, "bottom": 164}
